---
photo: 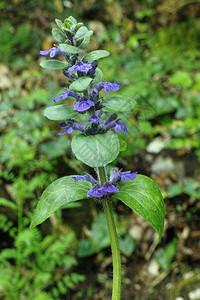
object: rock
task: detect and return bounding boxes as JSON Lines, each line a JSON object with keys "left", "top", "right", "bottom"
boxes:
{"left": 129, "top": 224, "right": 144, "bottom": 241}
{"left": 188, "top": 288, "right": 200, "bottom": 300}
{"left": 147, "top": 259, "right": 160, "bottom": 277}
{"left": 88, "top": 21, "right": 106, "bottom": 38}
{"left": 151, "top": 155, "right": 185, "bottom": 178}
{"left": 0, "top": 64, "right": 12, "bottom": 90}
{"left": 147, "top": 138, "right": 166, "bottom": 154}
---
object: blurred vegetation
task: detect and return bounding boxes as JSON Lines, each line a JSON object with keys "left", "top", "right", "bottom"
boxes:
{"left": 0, "top": 0, "right": 200, "bottom": 299}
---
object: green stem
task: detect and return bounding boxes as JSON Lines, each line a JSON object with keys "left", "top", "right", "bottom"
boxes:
{"left": 98, "top": 167, "right": 121, "bottom": 300}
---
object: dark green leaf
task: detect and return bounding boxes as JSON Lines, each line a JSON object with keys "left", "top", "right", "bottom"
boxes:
{"left": 71, "top": 131, "right": 120, "bottom": 167}
{"left": 44, "top": 104, "right": 78, "bottom": 120}
{"left": 59, "top": 44, "right": 83, "bottom": 54}
{"left": 40, "top": 60, "right": 67, "bottom": 70}
{"left": 74, "top": 26, "right": 93, "bottom": 41}
{"left": 115, "top": 175, "right": 165, "bottom": 241}
{"left": 30, "top": 176, "right": 92, "bottom": 227}
{"left": 103, "top": 95, "right": 136, "bottom": 112}
{"left": 84, "top": 50, "right": 110, "bottom": 61}
{"left": 69, "top": 77, "right": 92, "bottom": 92}
{"left": 52, "top": 28, "right": 66, "bottom": 42}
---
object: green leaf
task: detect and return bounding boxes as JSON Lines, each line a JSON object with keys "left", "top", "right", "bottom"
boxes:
{"left": 119, "top": 139, "right": 127, "bottom": 151}
{"left": 169, "top": 71, "right": 192, "bottom": 88}
{"left": 93, "top": 68, "right": 104, "bottom": 84}
{"left": 77, "top": 213, "right": 111, "bottom": 257}
{"left": 79, "top": 35, "right": 91, "bottom": 49}
{"left": 115, "top": 175, "right": 165, "bottom": 241}
{"left": 155, "top": 239, "right": 177, "bottom": 270}
{"left": 74, "top": 26, "right": 93, "bottom": 41}
{"left": 30, "top": 176, "right": 92, "bottom": 227}
{"left": 69, "top": 77, "right": 92, "bottom": 92}
{"left": 103, "top": 95, "right": 136, "bottom": 112}
{"left": 59, "top": 44, "right": 83, "bottom": 54}
{"left": 119, "top": 233, "right": 136, "bottom": 256}
{"left": 0, "top": 197, "right": 17, "bottom": 210}
{"left": 44, "top": 104, "right": 78, "bottom": 120}
{"left": 71, "top": 131, "right": 120, "bottom": 167}
{"left": 84, "top": 50, "right": 110, "bottom": 61}
{"left": 40, "top": 60, "right": 67, "bottom": 70}
{"left": 55, "top": 18, "right": 63, "bottom": 30}
{"left": 52, "top": 28, "right": 66, "bottom": 42}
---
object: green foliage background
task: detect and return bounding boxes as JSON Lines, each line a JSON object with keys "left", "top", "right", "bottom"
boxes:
{"left": 0, "top": 0, "right": 200, "bottom": 299}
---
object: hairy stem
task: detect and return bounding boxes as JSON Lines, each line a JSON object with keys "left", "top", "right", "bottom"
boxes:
{"left": 98, "top": 167, "right": 121, "bottom": 300}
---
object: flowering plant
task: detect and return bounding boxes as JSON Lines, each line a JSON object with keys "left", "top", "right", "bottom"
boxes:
{"left": 31, "top": 16, "right": 165, "bottom": 300}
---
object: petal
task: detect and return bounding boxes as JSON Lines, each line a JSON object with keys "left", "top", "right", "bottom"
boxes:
{"left": 67, "top": 127, "right": 73, "bottom": 134}
{"left": 127, "top": 171, "right": 137, "bottom": 180}
{"left": 111, "top": 81, "right": 120, "bottom": 91}
{"left": 104, "top": 85, "right": 110, "bottom": 93}
{"left": 57, "top": 128, "right": 68, "bottom": 135}
{"left": 121, "top": 123, "right": 128, "bottom": 135}
{"left": 68, "top": 65, "right": 76, "bottom": 72}
{"left": 39, "top": 50, "right": 50, "bottom": 55}
{"left": 120, "top": 175, "right": 128, "bottom": 182}
{"left": 59, "top": 122, "right": 67, "bottom": 127}
{"left": 115, "top": 124, "right": 121, "bottom": 133}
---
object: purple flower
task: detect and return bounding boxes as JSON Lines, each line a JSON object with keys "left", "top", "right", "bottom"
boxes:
{"left": 73, "top": 96, "right": 95, "bottom": 112}
{"left": 82, "top": 110, "right": 108, "bottom": 124}
{"left": 57, "top": 119, "right": 85, "bottom": 135}
{"left": 120, "top": 171, "right": 137, "bottom": 182}
{"left": 53, "top": 89, "right": 79, "bottom": 102}
{"left": 86, "top": 184, "right": 105, "bottom": 198}
{"left": 105, "top": 115, "right": 128, "bottom": 135}
{"left": 110, "top": 168, "right": 137, "bottom": 184}
{"left": 100, "top": 182, "right": 119, "bottom": 193}
{"left": 109, "top": 168, "right": 121, "bottom": 184}
{"left": 39, "top": 46, "right": 67, "bottom": 58}
{"left": 114, "top": 121, "right": 128, "bottom": 135}
{"left": 72, "top": 174, "right": 96, "bottom": 185}
{"left": 68, "top": 59, "right": 93, "bottom": 72}
{"left": 97, "top": 81, "right": 120, "bottom": 93}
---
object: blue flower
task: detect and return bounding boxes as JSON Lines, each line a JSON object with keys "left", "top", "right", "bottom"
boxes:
{"left": 86, "top": 184, "right": 105, "bottom": 198}
{"left": 73, "top": 96, "right": 95, "bottom": 112}
{"left": 52, "top": 89, "right": 79, "bottom": 102}
{"left": 57, "top": 119, "right": 85, "bottom": 135}
{"left": 72, "top": 174, "right": 96, "bottom": 185}
{"left": 114, "top": 121, "right": 128, "bottom": 135}
{"left": 68, "top": 59, "right": 93, "bottom": 72}
{"left": 120, "top": 171, "right": 137, "bottom": 182}
{"left": 39, "top": 46, "right": 67, "bottom": 58}
{"left": 82, "top": 110, "right": 108, "bottom": 124}
{"left": 105, "top": 114, "right": 128, "bottom": 135}
{"left": 100, "top": 182, "right": 119, "bottom": 193}
{"left": 97, "top": 81, "right": 120, "bottom": 93}
{"left": 110, "top": 168, "right": 137, "bottom": 184}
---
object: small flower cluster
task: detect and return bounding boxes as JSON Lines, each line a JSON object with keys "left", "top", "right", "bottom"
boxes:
{"left": 57, "top": 111, "right": 128, "bottom": 136}
{"left": 39, "top": 17, "right": 127, "bottom": 137}
{"left": 73, "top": 168, "right": 137, "bottom": 198}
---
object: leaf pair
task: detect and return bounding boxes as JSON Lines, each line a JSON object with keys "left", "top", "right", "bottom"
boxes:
{"left": 30, "top": 175, "right": 165, "bottom": 241}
